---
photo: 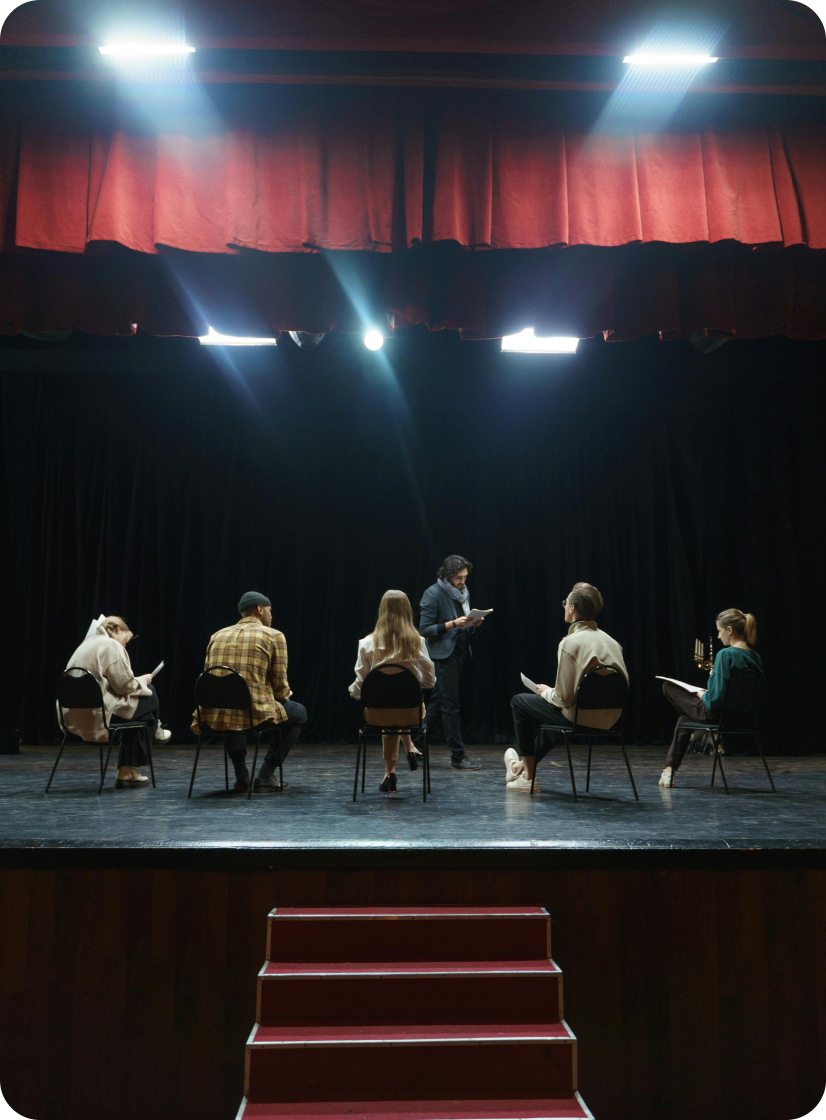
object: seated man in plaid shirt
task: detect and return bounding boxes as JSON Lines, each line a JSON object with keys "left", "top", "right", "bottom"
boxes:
{"left": 195, "top": 591, "right": 307, "bottom": 791}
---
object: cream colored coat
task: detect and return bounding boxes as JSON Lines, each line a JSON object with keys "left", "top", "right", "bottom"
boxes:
{"left": 541, "top": 620, "right": 629, "bottom": 729}
{"left": 59, "top": 626, "right": 152, "bottom": 742}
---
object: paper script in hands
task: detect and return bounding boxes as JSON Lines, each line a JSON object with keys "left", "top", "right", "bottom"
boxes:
{"left": 655, "top": 675, "right": 704, "bottom": 695}
{"left": 151, "top": 660, "right": 165, "bottom": 677}
{"left": 466, "top": 608, "right": 493, "bottom": 623}
{"left": 520, "top": 672, "right": 541, "bottom": 694}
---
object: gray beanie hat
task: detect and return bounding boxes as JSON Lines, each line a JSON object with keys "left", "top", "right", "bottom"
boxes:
{"left": 238, "top": 591, "right": 272, "bottom": 613}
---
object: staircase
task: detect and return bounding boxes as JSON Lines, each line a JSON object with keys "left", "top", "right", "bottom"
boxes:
{"left": 238, "top": 906, "right": 592, "bottom": 1120}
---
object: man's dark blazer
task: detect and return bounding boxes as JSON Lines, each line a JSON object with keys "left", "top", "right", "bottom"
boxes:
{"left": 419, "top": 582, "right": 468, "bottom": 661}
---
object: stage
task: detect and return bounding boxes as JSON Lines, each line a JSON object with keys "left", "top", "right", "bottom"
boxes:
{"left": 1, "top": 743, "right": 824, "bottom": 855}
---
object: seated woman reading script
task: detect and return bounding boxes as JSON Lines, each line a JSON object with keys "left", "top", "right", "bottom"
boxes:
{"left": 349, "top": 590, "right": 436, "bottom": 794}
{"left": 60, "top": 614, "right": 169, "bottom": 789}
{"left": 660, "top": 608, "right": 763, "bottom": 787}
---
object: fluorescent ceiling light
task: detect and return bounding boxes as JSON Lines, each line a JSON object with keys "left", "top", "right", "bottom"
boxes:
{"left": 501, "top": 329, "right": 579, "bottom": 354}
{"left": 99, "top": 43, "right": 196, "bottom": 57}
{"left": 199, "top": 326, "right": 276, "bottom": 346}
{"left": 364, "top": 329, "right": 384, "bottom": 351}
{"left": 623, "top": 53, "right": 717, "bottom": 66}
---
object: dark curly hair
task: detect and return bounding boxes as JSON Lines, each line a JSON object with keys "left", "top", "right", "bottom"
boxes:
{"left": 438, "top": 554, "right": 473, "bottom": 580}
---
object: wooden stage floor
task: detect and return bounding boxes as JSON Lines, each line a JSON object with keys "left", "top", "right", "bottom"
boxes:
{"left": 2, "top": 743, "right": 825, "bottom": 854}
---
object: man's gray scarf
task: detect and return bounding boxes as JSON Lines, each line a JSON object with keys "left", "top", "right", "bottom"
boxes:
{"left": 438, "top": 578, "right": 470, "bottom": 616}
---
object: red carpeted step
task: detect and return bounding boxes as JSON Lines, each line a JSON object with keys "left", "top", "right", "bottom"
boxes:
{"left": 244, "top": 1023, "right": 577, "bottom": 1103}
{"left": 236, "top": 1096, "right": 594, "bottom": 1120}
{"left": 266, "top": 908, "right": 550, "bottom": 963}
{"left": 257, "top": 960, "right": 564, "bottom": 1026}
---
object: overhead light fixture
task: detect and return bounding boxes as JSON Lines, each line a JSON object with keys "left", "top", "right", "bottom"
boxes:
{"left": 623, "top": 53, "right": 717, "bottom": 66}
{"left": 501, "top": 329, "right": 579, "bottom": 354}
{"left": 99, "top": 43, "right": 196, "bottom": 57}
{"left": 199, "top": 326, "right": 276, "bottom": 347}
{"left": 364, "top": 329, "right": 384, "bottom": 351}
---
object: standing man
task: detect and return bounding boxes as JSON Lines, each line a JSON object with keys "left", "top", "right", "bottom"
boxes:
{"left": 193, "top": 591, "right": 307, "bottom": 792}
{"left": 506, "top": 582, "right": 627, "bottom": 792}
{"left": 419, "top": 554, "right": 485, "bottom": 770}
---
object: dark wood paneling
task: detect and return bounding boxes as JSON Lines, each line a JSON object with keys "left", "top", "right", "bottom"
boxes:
{"left": 1, "top": 867, "right": 824, "bottom": 1120}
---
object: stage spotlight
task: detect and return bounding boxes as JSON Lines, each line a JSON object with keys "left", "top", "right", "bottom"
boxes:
{"left": 99, "top": 43, "right": 196, "bottom": 57}
{"left": 288, "top": 331, "right": 326, "bottom": 349}
{"left": 199, "top": 326, "right": 276, "bottom": 346}
{"left": 623, "top": 53, "right": 717, "bottom": 66}
{"left": 364, "top": 329, "right": 384, "bottom": 351}
{"left": 501, "top": 329, "right": 579, "bottom": 354}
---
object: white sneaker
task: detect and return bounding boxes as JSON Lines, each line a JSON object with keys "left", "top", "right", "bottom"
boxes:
{"left": 507, "top": 773, "right": 538, "bottom": 793}
{"left": 155, "top": 725, "right": 172, "bottom": 742}
{"left": 658, "top": 768, "right": 675, "bottom": 787}
{"left": 504, "top": 748, "right": 520, "bottom": 784}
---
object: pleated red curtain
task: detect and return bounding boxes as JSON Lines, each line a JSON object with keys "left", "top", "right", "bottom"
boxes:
{"left": 2, "top": 89, "right": 825, "bottom": 256}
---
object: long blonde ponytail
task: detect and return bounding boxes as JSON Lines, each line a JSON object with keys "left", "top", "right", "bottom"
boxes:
{"left": 372, "top": 590, "right": 422, "bottom": 662}
{"left": 716, "top": 608, "right": 757, "bottom": 647}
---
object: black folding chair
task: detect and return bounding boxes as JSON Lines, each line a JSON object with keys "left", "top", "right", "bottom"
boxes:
{"left": 354, "top": 665, "right": 430, "bottom": 802}
{"left": 188, "top": 666, "right": 282, "bottom": 800}
{"left": 48, "top": 668, "right": 155, "bottom": 795}
{"left": 531, "top": 664, "right": 638, "bottom": 802}
{"left": 677, "top": 669, "right": 774, "bottom": 794}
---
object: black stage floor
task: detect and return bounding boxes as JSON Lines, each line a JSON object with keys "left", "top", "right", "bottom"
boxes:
{"left": 1, "top": 743, "right": 825, "bottom": 854}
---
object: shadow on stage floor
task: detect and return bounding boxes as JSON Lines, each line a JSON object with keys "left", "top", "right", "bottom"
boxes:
{"left": 2, "top": 743, "right": 825, "bottom": 854}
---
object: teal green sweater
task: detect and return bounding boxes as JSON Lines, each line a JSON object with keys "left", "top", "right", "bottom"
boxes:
{"left": 704, "top": 647, "right": 763, "bottom": 709}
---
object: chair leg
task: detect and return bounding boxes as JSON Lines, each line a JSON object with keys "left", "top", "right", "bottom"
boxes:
{"left": 45, "top": 733, "right": 69, "bottom": 793}
{"left": 565, "top": 735, "right": 578, "bottom": 802}
{"left": 248, "top": 732, "right": 260, "bottom": 801}
{"left": 147, "top": 739, "right": 156, "bottom": 788}
{"left": 353, "top": 730, "right": 363, "bottom": 802}
{"left": 361, "top": 734, "right": 367, "bottom": 792}
{"left": 754, "top": 733, "right": 776, "bottom": 793}
{"left": 619, "top": 733, "right": 639, "bottom": 800}
{"left": 224, "top": 744, "right": 229, "bottom": 791}
{"left": 188, "top": 734, "right": 204, "bottom": 798}
{"left": 277, "top": 726, "right": 284, "bottom": 793}
{"left": 99, "top": 732, "right": 117, "bottom": 795}
{"left": 709, "top": 733, "right": 718, "bottom": 786}
{"left": 715, "top": 743, "right": 730, "bottom": 794}
{"left": 423, "top": 728, "right": 430, "bottom": 799}
{"left": 586, "top": 737, "right": 593, "bottom": 792}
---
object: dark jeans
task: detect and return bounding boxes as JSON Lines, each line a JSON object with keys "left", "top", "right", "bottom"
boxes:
{"left": 224, "top": 699, "right": 308, "bottom": 770}
{"left": 422, "top": 647, "right": 467, "bottom": 757}
{"left": 511, "top": 692, "right": 574, "bottom": 764}
{"left": 109, "top": 685, "right": 159, "bottom": 768}
{"left": 663, "top": 681, "right": 714, "bottom": 770}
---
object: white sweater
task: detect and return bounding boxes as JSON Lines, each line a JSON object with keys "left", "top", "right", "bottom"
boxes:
{"left": 541, "top": 620, "right": 629, "bottom": 729}
{"left": 59, "top": 629, "right": 152, "bottom": 742}
{"left": 349, "top": 634, "right": 436, "bottom": 700}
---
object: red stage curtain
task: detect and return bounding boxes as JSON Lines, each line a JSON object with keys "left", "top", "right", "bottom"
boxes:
{"left": 2, "top": 90, "right": 825, "bottom": 255}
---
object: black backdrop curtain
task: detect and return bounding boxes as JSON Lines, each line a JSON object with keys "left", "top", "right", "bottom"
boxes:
{"left": 1, "top": 328, "right": 824, "bottom": 752}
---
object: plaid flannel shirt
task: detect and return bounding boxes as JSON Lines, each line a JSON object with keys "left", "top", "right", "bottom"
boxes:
{"left": 192, "top": 617, "right": 291, "bottom": 732}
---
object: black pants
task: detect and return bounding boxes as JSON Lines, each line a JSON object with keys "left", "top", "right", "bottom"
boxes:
{"left": 663, "top": 682, "right": 714, "bottom": 770}
{"left": 224, "top": 699, "right": 308, "bottom": 769}
{"left": 422, "top": 647, "right": 467, "bottom": 757}
{"left": 511, "top": 692, "right": 574, "bottom": 764}
{"left": 109, "top": 686, "right": 159, "bottom": 768}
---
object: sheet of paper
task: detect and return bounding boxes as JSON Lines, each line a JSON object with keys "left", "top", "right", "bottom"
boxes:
{"left": 655, "top": 675, "right": 704, "bottom": 695}
{"left": 520, "top": 672, "right": 540, "bottom": 694}
{"left": 151, "top": 660, "right": 165, "bottom": 677}
{"left": 466, "top": 608, "right": 493, "bottom": 622}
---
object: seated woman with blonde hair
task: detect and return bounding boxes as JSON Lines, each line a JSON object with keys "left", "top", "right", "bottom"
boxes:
{"left": 350, "top": 590, "right": 436, "bottom": 794}
{"left": 660, "top": 608, "right": 763, "bottom": 787}
{"left": 60, "top": 615, "right": 169, "bottom": 788}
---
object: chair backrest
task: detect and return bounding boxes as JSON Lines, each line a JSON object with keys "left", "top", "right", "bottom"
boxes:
{"left": 57, "top": 668, "right": 105, "bottom": 711}
{"left": 195, "top": 666, "right": 252, "bottom": 711}
{"left": 361, "top": 665, "right": 423, "bottom": 710}
{"left": 719, "top": 669, "right": 764, "bottom": 729}
{"left": 575, "top": 665, "right": 629, "bottom": 712}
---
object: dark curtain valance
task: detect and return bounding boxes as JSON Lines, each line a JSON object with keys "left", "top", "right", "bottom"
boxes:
{"left": 2, "top": 89, "right": 825, "bottom": 257}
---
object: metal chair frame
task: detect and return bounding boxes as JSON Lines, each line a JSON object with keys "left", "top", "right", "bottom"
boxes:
{"left": 530, "top": 664, "right": 638, "bottom": 802}
{"left": 188, "top": 666, "right": 282, "bottom": 800}
{"left": 676, "top": 669, "right": 775, "bottom": 794}
{"left": 354, "top": 665, "right": 430, "bottom": 802}
{"left": 48, "top": 668, "right": 155, "bottom": 795}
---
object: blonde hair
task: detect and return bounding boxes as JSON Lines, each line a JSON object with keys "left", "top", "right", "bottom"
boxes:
{"left": 716, "top": 608, "right": 757, "bottom": 647}
{"left": 372, "top": 590, "right": 422, "bottom": 663}
{"left": 102, "top": 615, "right": 130, "bottom": 640}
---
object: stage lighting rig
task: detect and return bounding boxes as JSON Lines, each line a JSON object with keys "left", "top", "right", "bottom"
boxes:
{"left": 99, "top": 43, "right": 196, "bottom": 58}
{"left": 501, "top": 329, "right": 579, "bottom": 354}
{"left": 623, "top": 53, "right": 717, "bottom": 66}
{"left": 287, "top": 331, "right": 327, "bottom": 349}
{"left": 199, "top": 327, "right": 276, "bottom": 346}
{"left": 363, "top": 330, "right": 384, "bottom": 351}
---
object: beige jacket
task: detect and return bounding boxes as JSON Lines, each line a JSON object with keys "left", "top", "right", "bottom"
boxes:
{"left": 541, "top": 620, "right": 629, "bottom": 729}
{"left": 60, "top": 627, "right": 151, "bottom": 742}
